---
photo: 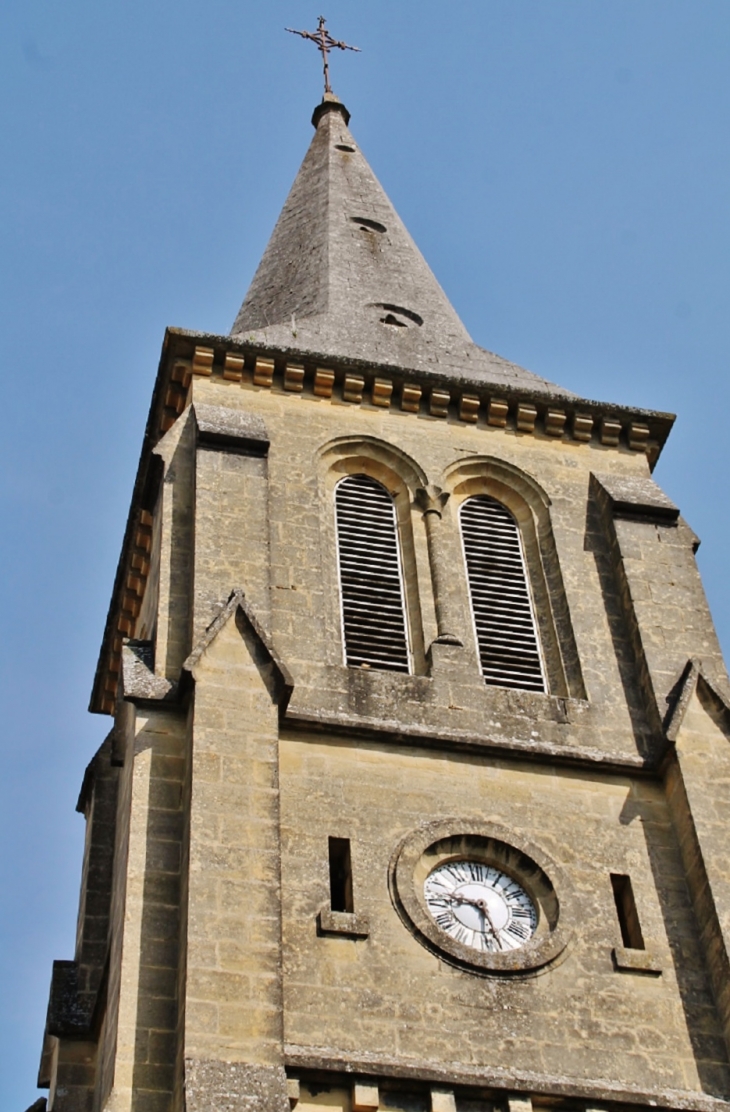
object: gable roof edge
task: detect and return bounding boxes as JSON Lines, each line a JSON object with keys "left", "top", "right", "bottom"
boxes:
{"left": 666, "top": 658, "right": 730, "bottom": 742}
{"left": 182, "top": 589, "right": 294, "bottom": 707}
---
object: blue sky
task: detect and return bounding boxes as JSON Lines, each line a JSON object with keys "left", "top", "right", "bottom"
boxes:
{"left": 2, "top": 2, "right": 730, "bottom": 1106}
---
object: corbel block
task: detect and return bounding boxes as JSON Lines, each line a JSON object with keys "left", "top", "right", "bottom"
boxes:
{"left": 352, "top": 1082, "right": 379, "bottom": 1111}
{"left": 401, "top": 383, "right": 422, "bottom": 413}
{"left": 343, "top": 373, "right": 365, "bottom": 403}
{"left": 430, "top": 388, "right": 450, "bottom": 417}
{"left": 223, "top": 353, "right": 245, "bottom": 381}
{"left": 572, "top": 413, "right": 594, "bottom": 442}
{"left": 372, "top": 378, "right": 393, "bottom": 407}
{"left": 192, "top": 346, "right": 215, "bottom": 376}
{"left": 487, "top": 398, "right": 509, "bottom": 427}
{"left": 171, "top": 361, "right": 191, "bottom": 386}
{"left": 287, "top": 1078, "right": 300, "bottom": 1107}
{"left": 628, "top": 421, "right": 650, "bottom": 452}
{"left": 516, "top": 403, "right": 537, "bottom": 433}
{"left": 139, "top": 510, "right": 153, "bottom": 529}
{"left": 314, "top": 368, "right": 335, "bottom": 397}
{"left": 545, "top": 408, "right": 567, "bottom": 437}
{"left": 431, "top": 1089, "right": 456, "bottom": 1112}
{"left": 164, "top": 387, "right": 181, "bottom": 413}
{"left": 459, "top": 394, "right": 480, "bottom": 423}
{"left": 122, "top": 594, "right": 141, "bottom": 619}
{"left": 284, "top": 363, "right": 305, "bottom": 392}
{"left": 160, "top": 413, "right": 175, "bottom": 433}
{"left": 600, "top": 417, "right": 622, "bottom": 446}
{"left": 253, "top": 357, "right": 275, "bottom": 387}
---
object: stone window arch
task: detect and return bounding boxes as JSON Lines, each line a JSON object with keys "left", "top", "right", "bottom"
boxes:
{"left": 335, "top": 474, "right": 411, "bottom": 672}
{"left": 459, "top": 493, "right": 546, "bottom": 692}
{"left": 318, "top": 437, "right": 430, "bottom": 675}
{"left": 444, "top": 457, "right": 586, "bottom": 699}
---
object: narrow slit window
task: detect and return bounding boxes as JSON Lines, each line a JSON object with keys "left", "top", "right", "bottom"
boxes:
{"left": 328, "top": 837, "right": 354, "bottom": 914}
{"left": 610, "top": 873, "right": 645, "bottom": 950}
{"left": 335, "top": 474, "right": 410, "bottom": 673}
{"left": 459, "top": 495, "right": 546, "bottom": 693}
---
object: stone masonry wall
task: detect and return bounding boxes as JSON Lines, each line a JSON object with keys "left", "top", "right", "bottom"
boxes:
{"left": 279, "top": 732, "right": 730, "bottom": 1099}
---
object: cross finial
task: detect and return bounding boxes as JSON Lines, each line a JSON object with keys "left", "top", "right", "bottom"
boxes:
{"left": 286, "top": 16, "right": 360, "bottom": 97}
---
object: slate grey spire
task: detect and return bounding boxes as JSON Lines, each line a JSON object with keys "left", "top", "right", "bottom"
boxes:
{"left": 231, "top": 98, "right": 566, "bottom": 393}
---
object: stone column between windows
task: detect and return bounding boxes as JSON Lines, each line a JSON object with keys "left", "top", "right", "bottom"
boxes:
{"left": 415, "top": 486, "right": 464, "bottom": 648}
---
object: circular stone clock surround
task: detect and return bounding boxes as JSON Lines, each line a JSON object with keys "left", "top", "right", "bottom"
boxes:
{"left": 390, "top": 818, "right": 572, "bottom": 974}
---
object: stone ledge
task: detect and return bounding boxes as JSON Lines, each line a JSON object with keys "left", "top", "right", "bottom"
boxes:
{"left": 317, "top": 908, "right": 370, "bottom": 939}
{"left": 283, "top": 1046, "right": 730, "bottom": 1112}
{"left": 592, "top": 472, "right": 680, "bottom": 523}
{"left": 283, "top": 665, "right": 657, "bottom": 773}
{"left": 121, "top": 640, "right": 176, "bottom": 703}
{"left": 193, "top": 401, "right": 269, "bottom": 455}
{"left": 612, "top": 945, "right": 662, "bottom": 975}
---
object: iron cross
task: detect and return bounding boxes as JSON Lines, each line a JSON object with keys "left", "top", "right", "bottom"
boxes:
{"left": 286, "top": 16, "right": 360, "bottom": 96}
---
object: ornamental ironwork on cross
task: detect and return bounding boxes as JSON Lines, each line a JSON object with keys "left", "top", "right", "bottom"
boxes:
{"left": 286, "top": 15, "right": 360, "bottom": 96}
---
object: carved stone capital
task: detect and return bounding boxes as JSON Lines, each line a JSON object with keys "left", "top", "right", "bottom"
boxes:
{"left": 415, "top": 485, "right": 450, "bottom": 517}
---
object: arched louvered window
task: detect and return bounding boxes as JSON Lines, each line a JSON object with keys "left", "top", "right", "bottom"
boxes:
{"left": 335, "top": 474, "right": 411, "bottom": 673}
{"left": 460, "top": 495, "right": 546, "bottom": 693}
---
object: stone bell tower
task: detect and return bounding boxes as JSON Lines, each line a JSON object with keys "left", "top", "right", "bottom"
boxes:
{"left": 36, "top": 92, "right": 730, "bottom": 1112}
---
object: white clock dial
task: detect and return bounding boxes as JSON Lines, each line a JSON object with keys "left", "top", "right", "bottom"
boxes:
{"left": 424, "top": 860, "right": 537, "bottom": 953}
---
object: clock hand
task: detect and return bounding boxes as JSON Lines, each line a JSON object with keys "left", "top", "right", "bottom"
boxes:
{"left": 445, "top": 893, "right": 502, "bottom": 948}
{"left": 475, "top": 898, "right": 502, "bottom": 950}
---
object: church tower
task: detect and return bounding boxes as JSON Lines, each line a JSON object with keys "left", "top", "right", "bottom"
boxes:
{"left": 36, "top": 91, "right": 730, "bottom": 1112}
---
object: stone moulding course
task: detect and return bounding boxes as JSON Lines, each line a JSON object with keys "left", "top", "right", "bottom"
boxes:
{"left": 282, "top": 1045, "right": 730, "bottom": 1112}
{"left": 178, "top": 336, "right": 667, "bottom": 459}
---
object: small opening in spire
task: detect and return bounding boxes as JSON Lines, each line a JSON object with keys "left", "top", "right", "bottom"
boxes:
{"left": 336, "top": 143, "right": 356, "bottom": 153}
{"left": 351, "top": 216, "right": 386, "bottom": 234}
{"left": 369, "top": 302, "right": 424, "bottom": 328}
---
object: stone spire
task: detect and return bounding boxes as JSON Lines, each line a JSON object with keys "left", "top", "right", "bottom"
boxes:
{"left": 231, "top": 98, "right": 568, "bottom": 394}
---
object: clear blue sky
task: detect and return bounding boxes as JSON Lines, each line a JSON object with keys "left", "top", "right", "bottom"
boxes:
{"left": 2, "top": 1, "right": 729, "bottom": 1106}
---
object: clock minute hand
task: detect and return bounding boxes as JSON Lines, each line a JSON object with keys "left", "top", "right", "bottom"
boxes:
{"left": 447, "top": 892, "right": 503, "bottom": 949}
{"left": 475, "top": 897, "right": 503, "bottom": 950}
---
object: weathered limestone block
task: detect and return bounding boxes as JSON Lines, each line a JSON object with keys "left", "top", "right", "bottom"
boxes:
{"left": 431, "top": 1087, "right": 457, "bottom": 1112}
{"left": 352, "top": 1081, "right": 379, "bottom": 1110}
{"left": 185, "top": 1058, "right": 289, "bottom": 1112}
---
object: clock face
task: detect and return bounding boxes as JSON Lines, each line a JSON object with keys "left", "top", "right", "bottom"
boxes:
{"left": 424, "top": 859, "right": 537, "bottom": 953}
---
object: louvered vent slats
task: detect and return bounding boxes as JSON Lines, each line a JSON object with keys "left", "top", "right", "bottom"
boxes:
{"left": 460, "top": 496, "right": 546, "bottom": 693}
{"left": 335, "top": 474, "right": 411, "bottom": 672}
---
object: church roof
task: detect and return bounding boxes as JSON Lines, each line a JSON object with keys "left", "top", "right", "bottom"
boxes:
{"left": 231, "top": 98, "right": 570, "bottom": 396}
